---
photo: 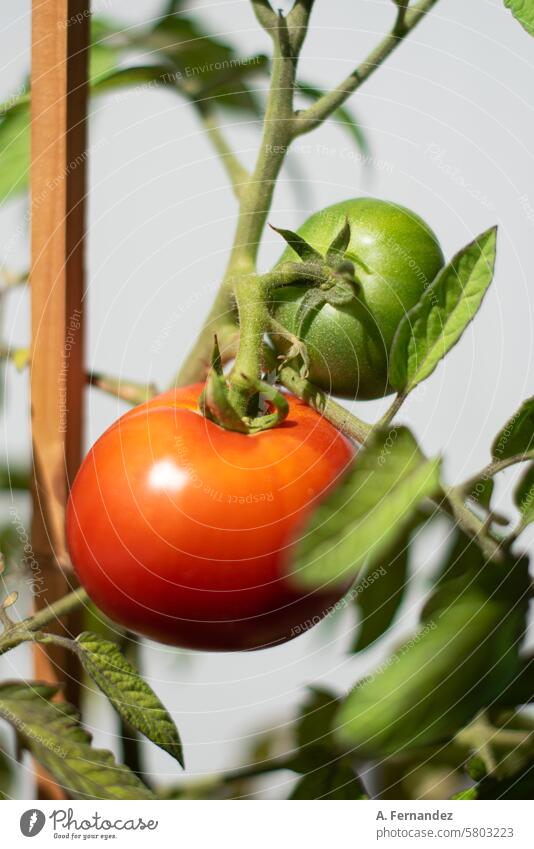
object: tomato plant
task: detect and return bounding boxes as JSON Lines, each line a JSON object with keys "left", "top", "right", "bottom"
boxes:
{"left": 66, "top": 384, "right": 354, "bottom": 651}
{"left": 271, "top": 198, "right": 444, "bottom": 399}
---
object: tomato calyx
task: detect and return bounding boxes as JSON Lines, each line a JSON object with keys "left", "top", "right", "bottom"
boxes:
{"left": 199, "top": 336, "right": 289, "bottom": 434}
{"left": 269, "top": 219, "right": 369, "bottom": 375}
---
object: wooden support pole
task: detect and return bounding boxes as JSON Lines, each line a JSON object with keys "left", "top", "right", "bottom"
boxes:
{"left": 30, "top": 0, "right": 89, "bottom": 799}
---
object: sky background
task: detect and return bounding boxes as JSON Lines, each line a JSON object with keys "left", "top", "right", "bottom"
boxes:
{"left": 0, "top": 0, "right": 533, "bottom": 798}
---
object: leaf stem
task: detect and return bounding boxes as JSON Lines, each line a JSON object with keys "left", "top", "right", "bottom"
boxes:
{"left": 198, "top": 104, "right": 249, "bottom": 201}
{"left": 292, "top": 0, "right": 439, "bottom": 137}
{"left": 444, "top": 487, "right": 504, "bottom": 563}
{"left": 379, "top": 392, "right": 407, "bottom": 426}
{"left": 0, "top": 587, "right": 88, "bottom": 656}
{"left": 461, "top": 453, "right": 534, "bottom": 495}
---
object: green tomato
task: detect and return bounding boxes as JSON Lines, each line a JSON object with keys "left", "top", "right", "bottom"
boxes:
{"left": 271, "top": 197, "right": 444, "bottom": 399}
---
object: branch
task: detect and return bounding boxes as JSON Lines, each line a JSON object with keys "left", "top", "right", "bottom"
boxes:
{"left": 198, "top": 105, "right": 249, "bottom": 201}
{"left": 0, "top": 587, "right": 88, "bottom": 656}
{"left": 444, "top": 487, "right": 504, "bottom": 563}
{"left": 88, "top": 372, "right": 158, "bottom": 405}
{"left": 288, "top": 0, "right": 316, "bottom": 50}
{"left": 276, "top": 362, "right": 372, "bottom": 444}
{"left": 251, "top": 0, "right": 278, "bottom": 34}
{"left": 292, "top": 0, "right": 439, "bottom": 138}
{"left": 461, "top": 453, "right": 534, "bottom": 495}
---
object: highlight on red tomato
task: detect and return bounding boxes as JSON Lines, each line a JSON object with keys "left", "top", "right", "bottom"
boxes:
{"left": 66, "top": 384, "right": 355, "bottom": 651}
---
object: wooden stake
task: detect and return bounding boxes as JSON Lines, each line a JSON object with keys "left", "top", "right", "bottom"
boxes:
{"left": 30, "top": 0, "right": 89, "bottom": 799}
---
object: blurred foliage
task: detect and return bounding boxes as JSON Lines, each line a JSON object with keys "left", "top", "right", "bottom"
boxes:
{"left": 0, "top": 5, "right": 367, "bottom": 205}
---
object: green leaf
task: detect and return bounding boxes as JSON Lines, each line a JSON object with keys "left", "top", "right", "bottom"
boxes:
{"left": 504, "top": 0, "right": 534, "bottom": 37}
{"left": 148, "top": 16, "right": 265, "bottom": 113}
{"left": 492, "top": 396, "right": 534, "bottom": 460}
{"left": 295, "top": 688, "right": 340, "bottom": 752}
{"left": 428, "top": 528, "right": 485, "bottom": 594}
{"left": 497, "top": 656, "right": 534, "bottom": 706}
{"left": 76, "top": 632, "right": 183, "bottom": 766}
{"left": 0, "top": 101, "right": 30, "bottom": 202}
{"left": 467, "top": 477, "right": 494, "bottom": 511}
{"left": 0, "top": 464, "right": 30, "bottom": 490}
{"left": 390, "top": 227, "right": 497, "bottom": 394}
{"left": 297, "top": 82, "right": 370, "bottom": 158}
{"left": 290, "top": 759, "right": 366, "bottom": 799}
{"left": 351, "top": 530, "right": 411, "bottom": 653}
{"left": 514, "top": 462, "right": 534, "bottom": 528}
{"left": 458, "top": 762, "right": 534, "bottom": 800}
{"left": 0, "top": 523, "right": 24, "bottom": 571}
{"left": 336, "top": 559, "right": 530, "bottom": 758}
{"left": 288, "top": 427, "right": 441, "bottom": 589}
{"left": 90, "top": 17, "right": 127, "bottom": 84}
{"left": 0, "top": 734, "right": 13, "bottom": 800}
{"left": 91, "top": 64, "right": 178, "bottom": 96}
{"left": 0, "top": 682, "right": 154, "bottom": 799}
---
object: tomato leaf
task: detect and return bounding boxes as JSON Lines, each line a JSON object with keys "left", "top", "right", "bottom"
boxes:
{"left": 456, "top": 761, "right": 534, "bottom": 800}
{"left": 336, "top": 560, "right": 530, "bottom": 758}
{"left": 514, "top": 462, "right": 534, "bottom": 528}
{"left": 0, "top": 10, "right": 266, "bottom": 205}
{"left": 76, "top": 632, "right": 184, "bottom": 766}
{"left": 288, "top": 427, "right": 442, "bottom": 588}
{"left": 0, "top": 101, "right": 30, "bottom": 202}
{"left": 492, "top": 396, "right": 534, "bottom": 460}
{"left": 351, "top": 532, "right": 411, "bottom": 653}
{"left": 91, "top": 64, "right": 178, "bottom": 96}
{"left": 295, "top": 688, "right": 340, "bottom": 751}
{"left": 466, "top": 476, "right": 495, "bottom": 511}
{"left": 289, "top": 759, "right": 367, "bottom": 799}
{"left": 504, "top": 0, "right": 534, "bottom": 37}
{"left": 0, "top": 681, "right": 154, "bottom": 799}
{"left": 147, "top": 15, "right": 265, "bottom": 114}
{"left": 389, "top": 227, "right": 497, "bottom": 394}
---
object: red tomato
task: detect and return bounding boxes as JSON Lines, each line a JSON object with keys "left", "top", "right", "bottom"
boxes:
{"left": 66, "top": 384, "right": 354, "bottom": 651}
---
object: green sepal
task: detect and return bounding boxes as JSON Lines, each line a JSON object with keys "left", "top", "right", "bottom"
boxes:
{"left": 270, "top": 224, "right": 323, "bottom": 263}
{"left": 326, "top": 218, "right": 351, "bottom": 264}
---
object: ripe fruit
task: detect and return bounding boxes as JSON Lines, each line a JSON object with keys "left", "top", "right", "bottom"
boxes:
{"left": 271, "top": 197, "right": 444, "bottom": 399}
{"left": 66, "top": 384, "right": 354, "bottom": 651}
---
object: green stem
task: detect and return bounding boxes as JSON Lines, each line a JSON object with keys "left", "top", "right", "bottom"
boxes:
{"left": 221, "top": 755, "right": 295, "bottom": 785}
{"left": 0, "top": 587, "right": 88, "bottom": 656}
{"left": 379, "top": 392, "right": 407, "bottom": 426}
{"left": 175, "top": 0, "right": 440, "bottom": 394}
{"left": 445, "top": 487, "right": 503, "bottom": 563}
{"left": 197, "top": 104, "right": 249, "bottom": 201}
{"left": 461, "top": 453, "right": 534, "bottom": 495}
{"left": 176, "top": 2, "right": 312, "bottom": 391}
{"left": 228, "top": 281, "right": 271, "bottom": 413}
{"left": 292, "top": 0, "right": 440, "bottom": 137}
{"left": 277, "top": 363, "right": 372, "bottom": 444}
{"left": 88, "top": 372, "right": 158, "bottom": 406}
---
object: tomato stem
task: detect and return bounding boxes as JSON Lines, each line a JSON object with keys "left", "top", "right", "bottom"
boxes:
{"left": 175, "top": 0, "right": 441, "bottom": 392}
